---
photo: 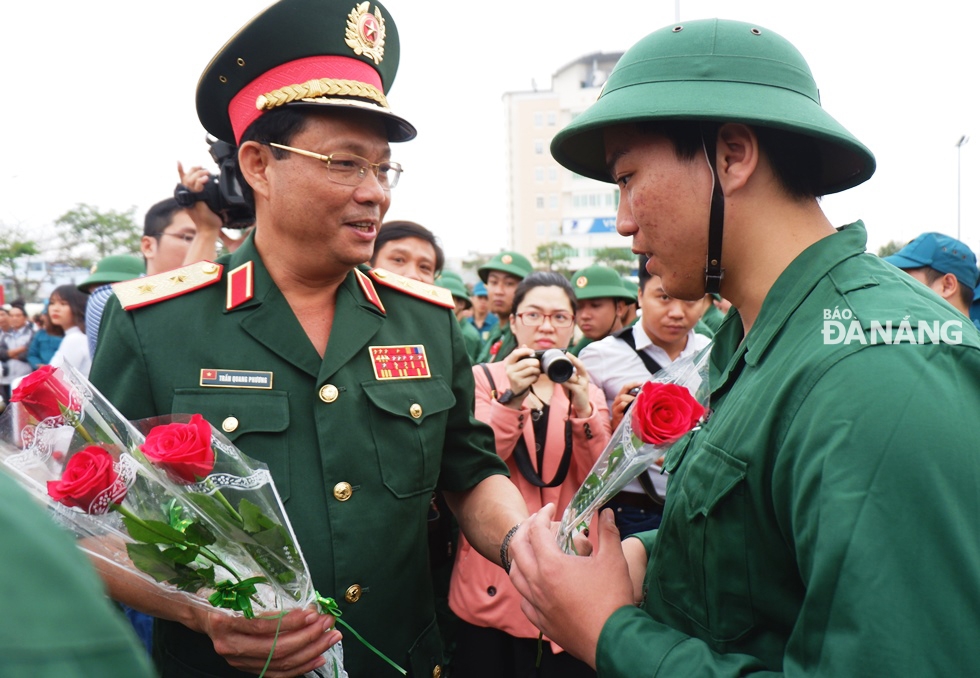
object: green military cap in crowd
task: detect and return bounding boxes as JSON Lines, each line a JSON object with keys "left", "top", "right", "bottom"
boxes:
{"left": 197, "top": 0, "right": 416, "bottom": 144}
{"left": 437, "top": 269, "right": 465, "bottom": 283}
{"left": 435, "top": 274, "right": 471, "bottom": 309}
{"left": 78, "top": 255, "right": 146, "bottom": 292}
{"left": 478, "top": 251, "right": 533, "bottom": 283}
{"left": 620, "top": 276, "right": 639, "bottom": 300}
{"left": 571, "top": 265, "right": 636, "bottom": 302}
{"left": 550, "top": 19, "right": 875, "bottom": 195}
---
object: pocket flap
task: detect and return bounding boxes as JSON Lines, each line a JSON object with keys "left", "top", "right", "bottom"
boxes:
{"left": 361, "top": 378, "right": 456, "bottom": 426}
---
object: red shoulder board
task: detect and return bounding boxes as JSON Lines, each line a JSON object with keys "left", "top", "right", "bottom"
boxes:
{"left": 112, "top": 261, "right": 223, "bottom": 311}
{"left": 354, "top": 268, "right": 386, "bottom": 314}
{"left": 368, "top": 268, "right": 455, "bottom": 309}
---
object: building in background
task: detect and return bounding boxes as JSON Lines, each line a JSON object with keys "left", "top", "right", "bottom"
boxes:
{"left": 503, "top": 52, "right": 625, "bottom": 272}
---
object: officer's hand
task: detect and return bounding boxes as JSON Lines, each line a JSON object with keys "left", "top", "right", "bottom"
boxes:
{"left": 196, "top": 606, "right": 341, "bottom": 677}
{"left": 509, "top": 505, "right": 633, "bottom": 668}
{"left": 558, "top": 353, "right": 594, "bottom": 418}
{"left": 610, "top": 381, "right": 643, "bottom": 430}
{"left": 502, "top": 346, "right": 540, "bottom": 405}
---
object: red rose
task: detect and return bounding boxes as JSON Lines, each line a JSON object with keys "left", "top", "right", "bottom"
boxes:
{"left": 631, "top": 382, "right": 705, "bottom": 445}
{"left": 10, "top": 365, "right": 78, "bottom": 421}
{"left": 139, "top": 414, "right": 216, "bottom": 484}
{"left": 47, "top": 446, "right": 126, "bottom": 512}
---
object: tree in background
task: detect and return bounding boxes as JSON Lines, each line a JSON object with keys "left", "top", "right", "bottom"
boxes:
{"left": 592, "top": 246, "right": 636, "bottom": 275}
{"left": 55, "top": 203, "right": 141, "bottom": 268}
{"left": 535, "top": 241, "right": 576, "bottom": 276}
{"left": 0, "top": 225, "right": 42, "bottom": 301}
{"left": 876, "top": 240, "right": 904, "bottom": 258}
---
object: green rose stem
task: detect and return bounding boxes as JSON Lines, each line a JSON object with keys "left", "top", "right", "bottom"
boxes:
{"left": 316, "top": 594, "right": 407, "bottom": 676}
{"left": 203, "top": 477, "right": 244, "bottom": 525}
{"left": 60, "top": 403, "right": 95, "bottom": 444}
{"left": 110, "top": 502, "right": 245, "bottom": 590}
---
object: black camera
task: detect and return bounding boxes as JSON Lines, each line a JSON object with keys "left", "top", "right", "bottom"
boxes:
{"left": 533, "top": 349, "right": 575, "bottom": 383}
{"left": 174, "top": 135, "right": 255, "bottom": 229}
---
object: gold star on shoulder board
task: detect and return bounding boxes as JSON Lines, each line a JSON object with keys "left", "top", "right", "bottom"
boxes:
{"left": 113, "top": 261, "right": 224, "bottom": 311}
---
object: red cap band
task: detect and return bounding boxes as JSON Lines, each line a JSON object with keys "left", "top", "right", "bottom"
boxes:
{"left": 228, "top": 55, "right": 384, "bottom": 143}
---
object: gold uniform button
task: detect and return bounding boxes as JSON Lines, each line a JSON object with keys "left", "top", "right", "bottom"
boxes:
{"left": 432, "top": 666, "right": 442, "bottom": 678}
{"left": 409, "top": 403, "right": 422, "bottom": 419}
{"left": 333, "top": 482, "right": 353, "bottom": 502}
{"left": 202, "top": 262, "right": 220, "bottom": 275}
{"left": 345, "top": 584, "right": 362, "bottom": 603}
{"left": 221, "top": 416, "right": 239, "bottom": 433}
{"left": 319, "top": 384, "right": 339, "bottom": 403}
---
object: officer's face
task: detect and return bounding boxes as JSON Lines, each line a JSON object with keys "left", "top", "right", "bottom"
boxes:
{"left": 260, "top": 111, "right": 391, "bottom": 273}
{"left": 604, "top": 125, "right": 711, "bottom": 301}
{"left": 372, "top": 236, "right": 437, "bottom": 283}
{"left": 576, "top": 297, "right": 623, "bottom": 340}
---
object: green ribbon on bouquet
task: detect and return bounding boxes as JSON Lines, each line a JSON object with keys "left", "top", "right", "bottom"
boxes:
{"left": 316, "top": 593, "right": 407, "bottom": 676}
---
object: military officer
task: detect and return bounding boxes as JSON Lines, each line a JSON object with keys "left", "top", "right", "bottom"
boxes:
{"left": 475, "top": 251, "right": 533, "bottom": 363}
{"left": 508, "top": 18, "right": 980, "bottom": 676}
{"left": 90, "top": 1, "right": 527, "bottom": 676}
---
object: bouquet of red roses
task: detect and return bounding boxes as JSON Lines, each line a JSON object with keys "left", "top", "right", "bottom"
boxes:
{"left": 0, "top": 365, "right": 404, "bottom": 677}
{"left": 556, "top": 345, "right": 711, "bottom": 554}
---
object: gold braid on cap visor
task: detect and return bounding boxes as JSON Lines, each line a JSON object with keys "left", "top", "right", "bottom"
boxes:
{"left": 255, "top": 78, "right": 390, "bottom": 111}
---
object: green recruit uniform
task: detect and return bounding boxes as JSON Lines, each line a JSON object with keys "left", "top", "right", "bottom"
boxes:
{"left": 91, "top": 236, "right": 507, "bottom": 677}
{"left": 0, "top": 470, "right": 155, "bottom": 678}
{"left": 458, "top": 318, "right": 483, "bottom": 364}
{"left": 476, "top": 322, "right": 517, "bottom": 363}
{"left": 598, "top": 223, "right": 980, "bottom": 676}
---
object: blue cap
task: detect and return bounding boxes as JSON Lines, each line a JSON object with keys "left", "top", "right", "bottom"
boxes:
{"left": 472, "top": 281, "right": 488, "bottom": 297}
{"left": 884, "top": 232, "right": 980, "bottom": 288}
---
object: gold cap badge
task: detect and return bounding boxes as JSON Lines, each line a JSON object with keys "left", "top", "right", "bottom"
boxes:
{"left": 345, "top": 2, "right": 386, "bottom": 65}
{"left": 576, "top": 276, "right": 588, "bottom": 288}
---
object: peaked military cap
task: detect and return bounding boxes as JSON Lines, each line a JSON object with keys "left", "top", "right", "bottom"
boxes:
{"left": 197, "top": 0, "right": 416, "bottom": 144}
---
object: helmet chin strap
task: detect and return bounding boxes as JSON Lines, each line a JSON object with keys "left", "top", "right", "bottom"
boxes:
{"left": 702, "top": 128, "right": 725, "bottom": 295}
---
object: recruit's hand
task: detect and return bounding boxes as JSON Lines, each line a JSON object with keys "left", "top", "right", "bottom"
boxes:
{"left": 558, "top": 353, "right": 594, "bottom": 418}
{"left": 194, "top": 606, "right": 341, "bottom": 677}
{"left": 501, "top": 346, "right": 541, "bottom": 408}
{"left": 509, "top": 504, "right": 634, "bottom": 668}
{"left": 610, "top": 381, "right": 643, "bottom": 430}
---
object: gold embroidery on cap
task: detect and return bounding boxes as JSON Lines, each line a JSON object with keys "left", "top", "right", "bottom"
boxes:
{"left": 345, "top": 2, "right": 386, "bottom": 65}
{"left": 255, "top": 78, "right": 388, "bottom": 111}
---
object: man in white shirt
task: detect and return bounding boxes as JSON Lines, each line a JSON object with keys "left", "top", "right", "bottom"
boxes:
{"left": 580, "top": 262, "right": 709, "bottom": 534}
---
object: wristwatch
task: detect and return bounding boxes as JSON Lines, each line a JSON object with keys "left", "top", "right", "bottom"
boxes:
{"left": 497, "top": 387, "right": 528, "bottom": 404}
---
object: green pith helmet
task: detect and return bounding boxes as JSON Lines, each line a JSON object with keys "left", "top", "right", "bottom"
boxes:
{"left": 435, "top": 275, "right": 471, "bottom": 308}
{"left": 571, "top": 265, "right": 635, "bottom": 302}
{"left": 620, "top": 276, "right": 639, "bottom": 301}
{"left": 197, "top": 0, "right": 415, "bottom": 144}
{"left": 551, "top": 19, "right": 875, "bottom": 195}
{"left": 438, "top": 269, "right": 464, "bottom": 283}
{"left": 478, "top": 251, "right": 533, "bottom": 283}
{"left": 77, "top": 255, "right": 146, "bottom": 292}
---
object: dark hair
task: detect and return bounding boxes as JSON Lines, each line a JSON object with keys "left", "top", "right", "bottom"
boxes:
{"left": 144, "top": 198, "right": 185, "bottom": 238}
{"left": 512, "top": 271, "right": 577, "bottom": 314}
{"left": 49, "top": 284, "right": 89, "bottom": 332}
{"left": 634, "top": 120, "right": 823, "bottom": 200}
{"left": 638, "top": 254, "right": 652, "bottom": 291}
{"left": 914, "top": 266, "right": 975, "bottom": 311}
{"left": 371, "top": 221, "right": 445, "bottom": 274}
{"left": 235, "top": 108, "right": 312, "bottom": 209}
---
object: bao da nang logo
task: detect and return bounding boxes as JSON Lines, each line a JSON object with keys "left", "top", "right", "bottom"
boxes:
{"left": 822, "top": 307, "right": 964, "bottom": 345}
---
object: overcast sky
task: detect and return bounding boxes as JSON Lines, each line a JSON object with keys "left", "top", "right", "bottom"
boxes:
{"left": 2, "top": 0, "right": 977, "bottom": 262}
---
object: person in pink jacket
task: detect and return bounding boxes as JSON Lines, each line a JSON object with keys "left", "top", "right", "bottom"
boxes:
{"left": 450, "top": 271, "right": 611, "bottom": 677}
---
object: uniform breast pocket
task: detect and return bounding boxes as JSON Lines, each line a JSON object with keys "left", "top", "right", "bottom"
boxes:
{"left": 655, "top": 440, "right": 754, "bottom": 642}
{"left": 171, "top": 389, "right": 291, "bottom": 500}
{"left": 362, "top": 377, "right": 456, "bottom": 498}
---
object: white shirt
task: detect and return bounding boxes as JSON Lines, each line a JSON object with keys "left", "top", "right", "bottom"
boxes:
{"left": 49, "top": 326, "right": 92, "bottom": 378}
{"left": 580, "top": 324, "right": 710, "bottom": 495}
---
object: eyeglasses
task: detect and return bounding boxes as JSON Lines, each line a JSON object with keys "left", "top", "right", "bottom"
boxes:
{"left": 159, "top": 232, "right": 196, "bottom": 243}
{"left": 515, "top": 311, "right": 575, "bottom": 328}
{"left": 267, "top": 143, "right": 402, "bottom": 190}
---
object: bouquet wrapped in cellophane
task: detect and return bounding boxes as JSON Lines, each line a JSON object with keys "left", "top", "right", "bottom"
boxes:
{"left": 0, "top": 364, "right": 403, "bottom": 677}
{"left": 556, "top": 345, "right": 711, "bottom": 554}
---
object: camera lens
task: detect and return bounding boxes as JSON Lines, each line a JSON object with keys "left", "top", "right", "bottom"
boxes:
{"left": 537, "top": 349, "right": 575, "bottom": 384}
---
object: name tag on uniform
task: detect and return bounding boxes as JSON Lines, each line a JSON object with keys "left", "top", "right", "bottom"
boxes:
{"left": 370, "top": 345, "right": 430, "bottom": 380}
{"left": 200, "top": 369, "right": 274, "bottom": 389}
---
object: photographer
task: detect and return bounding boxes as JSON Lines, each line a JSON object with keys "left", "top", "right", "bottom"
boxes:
{"left": 449, "top": 271, "right": 610, "bottom": 678}
{"left": 177, "top": 161, "right": 252, "bottom": 264}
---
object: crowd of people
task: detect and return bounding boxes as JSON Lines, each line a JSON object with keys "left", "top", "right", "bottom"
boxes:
{"left": 6, "top": 1, "right": 980, "bottom": 677}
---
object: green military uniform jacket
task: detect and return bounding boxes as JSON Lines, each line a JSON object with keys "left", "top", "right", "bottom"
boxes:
{"left": 476, "top": 322, "right": 516, "bottom": 363}
{"left": 91, "top": 236, "right": 507, "bottom": 678}
{"left": 0, "top": 470, "right": 155, "bottom": 678}
{"left": 458, "top": 317, "right": 483, "bottom": 364}
{"left": 597, "top": 223, "right": 980, "bottom": 676}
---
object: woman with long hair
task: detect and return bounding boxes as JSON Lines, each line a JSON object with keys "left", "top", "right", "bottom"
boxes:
{"left": 449, "top": 271, "right": 611, "bottom": 678}
{"left": 47, "top": 284, "right": 91, "bottom": 377}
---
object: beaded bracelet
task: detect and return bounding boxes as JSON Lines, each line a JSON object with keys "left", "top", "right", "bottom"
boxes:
{"left": 500, "top": 523, "right": 521, "bottom": 573}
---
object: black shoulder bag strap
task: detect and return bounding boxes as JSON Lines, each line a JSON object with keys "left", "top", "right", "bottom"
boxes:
{"left": 615, "top": 327, "right": 666, "bottom": 505}
{"left": 511, "top": 403, "right": 574, "bottom": 488}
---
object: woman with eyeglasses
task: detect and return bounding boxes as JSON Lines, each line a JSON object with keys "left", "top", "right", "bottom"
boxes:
{"left": 449, "top": 271, "right": 610, "bottom": 678}
{"left": 46, "top": 284, "right": 91, "bottom": 377}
